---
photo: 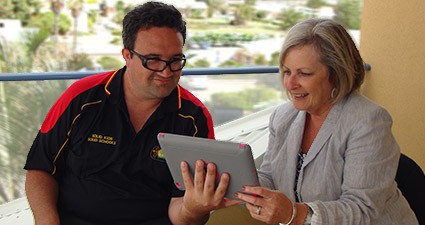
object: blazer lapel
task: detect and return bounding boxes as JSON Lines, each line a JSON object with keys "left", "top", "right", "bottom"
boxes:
{"left": 303, "top": 97, "right": 346, "bottom": 165}
{"left": 282, "top": 110, "right": 307, "bottom": 199}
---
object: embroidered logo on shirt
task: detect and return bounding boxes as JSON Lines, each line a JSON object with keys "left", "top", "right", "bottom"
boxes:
{"left": 87, "top": 134, "right": 117, "bottom": 145}
{"left": 151, "top": 145, "right": 166, "bottom": 162}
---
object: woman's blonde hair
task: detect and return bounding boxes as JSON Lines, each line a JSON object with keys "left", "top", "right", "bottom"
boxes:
{"left": 280, "top": 18, "right": 365, "bottom": 104}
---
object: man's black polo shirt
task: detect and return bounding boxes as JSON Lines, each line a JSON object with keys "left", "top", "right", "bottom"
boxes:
{"left": 24, "top": 67, "right": 214, "bottom": 224}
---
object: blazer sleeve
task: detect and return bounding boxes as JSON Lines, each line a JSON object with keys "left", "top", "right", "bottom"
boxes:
{"left": 257, "top": 107, "right": 278, "bottom": 190}
{"left": 314, "top": 106, "right": 401, "bottom": 224}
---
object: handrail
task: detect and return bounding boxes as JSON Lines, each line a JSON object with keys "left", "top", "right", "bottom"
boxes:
{"left": 0, "top": 66, "right": 280, "bottom": 81}
{"left": 0, "top": 63, "right": 371, "bottom": 82}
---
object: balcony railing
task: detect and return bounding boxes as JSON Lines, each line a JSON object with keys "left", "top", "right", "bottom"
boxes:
{"left": 0, "top": 66, "right": 280, "bottom": 81}
{"left": 0, "top": 66, "right": 284, "bottom": 207}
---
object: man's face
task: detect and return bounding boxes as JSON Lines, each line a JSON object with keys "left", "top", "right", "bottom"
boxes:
{"left": 123, "top": 27, "right": 184, "bottom": 101}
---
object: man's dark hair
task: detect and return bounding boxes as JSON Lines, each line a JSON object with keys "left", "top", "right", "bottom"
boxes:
{"left": 122, "top": 1, "right": 186, "bottom": 50}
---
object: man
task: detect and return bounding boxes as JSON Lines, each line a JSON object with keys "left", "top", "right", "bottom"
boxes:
{"left": 24, "top": 2, "right": 238, "bottom": 224}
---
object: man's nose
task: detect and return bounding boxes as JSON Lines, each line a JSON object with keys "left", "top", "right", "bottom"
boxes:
{"left": 158, "top": 65, "right": 174, "bottom": 77}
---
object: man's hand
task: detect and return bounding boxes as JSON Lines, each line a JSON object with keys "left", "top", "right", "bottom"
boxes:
{"left": 169, "top": 160, "right": 241, "bottom": 225}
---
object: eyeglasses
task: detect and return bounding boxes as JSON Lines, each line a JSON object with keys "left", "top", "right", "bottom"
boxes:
{"left": 129, "top": 49, "right": 186, "bottom": 72}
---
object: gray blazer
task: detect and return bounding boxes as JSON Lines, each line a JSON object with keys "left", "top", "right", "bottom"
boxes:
{"left": 258, "top": 92, "right": 418, "bottom": 224}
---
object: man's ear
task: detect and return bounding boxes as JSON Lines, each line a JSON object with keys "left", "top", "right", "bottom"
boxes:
{"left": 122, "top": 48, "right": 132, "bottom": 66}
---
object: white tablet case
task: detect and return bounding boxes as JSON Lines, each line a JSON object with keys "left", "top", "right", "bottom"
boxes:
{"left": 157, "top": 133, "right": 259, "bottom": 199}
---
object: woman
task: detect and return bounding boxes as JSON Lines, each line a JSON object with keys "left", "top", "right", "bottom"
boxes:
{"left": 234, "top": 18, "right": 418, "bottom": 224}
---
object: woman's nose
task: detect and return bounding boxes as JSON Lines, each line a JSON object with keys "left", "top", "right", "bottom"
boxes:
{"left": 285, "top": 74, "right": 299, "bottom": 90}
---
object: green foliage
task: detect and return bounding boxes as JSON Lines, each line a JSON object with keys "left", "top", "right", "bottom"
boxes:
{"left": 278, "top": 8, "right": 307, "bottom": 30}
{"left": 0, "top": 40, "right": 32, "bottom": 73}
{"left": 334, "top": 0, "right": 362, "bottom": 30}
{"left": 0, "top": 0, "right": 42, "bottom": 26}
{"left": 208, "top": 87, "right": 277, "bottom": 110}
{"left": 202, "top": 0, "right": 226, "bottom": 17}
{"left": 269, "top": 51, "right": 280, "bottom": 66}
{"left": 231, "top": 4, "right": 253, "bottom": 25}
{"left": 245, "top": 0, "right": 256, "bottom": 6}
{"left": 190, "top": 9, "right": 204, "bottom": 19}
{"left": 0, "top": 79, "right": 70, "bottom": 203}
{"left": 218, "top": 60, "right": 245, "bottom": 67}
{"left": 28, "top": 12, "right": 71, "bottom": 35}
{"left": 112, "top": 0, "right": 133, "bottom": 27}
{"left": 111, "top": 29, "right": 121, "bottom": 36}
{"left": 306, "top": 0, "right": 326, "bottom": 9}
{"left": 255, "top": 10, "right": 268, "bottom": 20}
{"left": 22, "top": 29, "right": 49, "bottom": 61}
{"left": 97, "top": 56, "right": 122, "bottom": 70}
{"left": 67, "top": 53, "right": 94, "bottom": 71}
{"left": 194, "top": 58, "right": 211, "bottom": 68}
{"left": 254, "top": 53, "right": 267, "bottom": 66}
{"left": 0, "top": 38, "right": 70, "bottom": 202}
{"left": 110, "top": 37, "right": 121, "bottom": 45}
{"left": 87, "top": 9, "right": 99, "bottom": 33}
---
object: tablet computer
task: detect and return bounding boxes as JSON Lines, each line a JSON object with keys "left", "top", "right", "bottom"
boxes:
{"left": 157, "top": 132, "right": 259, "bottom": 199}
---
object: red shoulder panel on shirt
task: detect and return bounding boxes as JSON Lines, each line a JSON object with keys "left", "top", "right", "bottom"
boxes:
{"left": 178, "top": 85, "right": 215, "bottom": 139}
{"left": 40, "top": 71, "right": 116, "bottom": 133}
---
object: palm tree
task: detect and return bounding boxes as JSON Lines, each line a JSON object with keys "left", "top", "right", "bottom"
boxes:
{"left": 69, "top": 0, "right": 85, "bottom": 54}
{"left": 50, "top": 0, "right": 65, "bottom": 56}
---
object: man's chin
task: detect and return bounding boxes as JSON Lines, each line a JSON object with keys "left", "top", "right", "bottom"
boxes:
{"left": 153, "top": 86, "right": 176, "bottom": 98}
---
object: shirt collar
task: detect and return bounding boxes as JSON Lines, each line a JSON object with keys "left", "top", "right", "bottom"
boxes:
{"left": 105, "top": 66, "right": 182, "bottom": 113}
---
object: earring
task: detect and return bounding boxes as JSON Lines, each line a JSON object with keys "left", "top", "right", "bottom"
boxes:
{"left": 331, "top": 88, "right": 336, "bottom": 98}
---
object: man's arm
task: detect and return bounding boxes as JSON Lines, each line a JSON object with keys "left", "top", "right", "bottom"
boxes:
{"left": 25, "top": 170, "right": 60, "bottom": 225}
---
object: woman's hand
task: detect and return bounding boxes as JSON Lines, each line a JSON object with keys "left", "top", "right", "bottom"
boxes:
{"left": 234, "top": 186, "right": 306, "bottom": 225}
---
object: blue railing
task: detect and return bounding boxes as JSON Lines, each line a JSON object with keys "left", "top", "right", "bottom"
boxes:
{"left": 0, "top": 63, "right": 371, "bottom": 81}
{"left": 0, "top": 66, "right": 280, "bottom": 81}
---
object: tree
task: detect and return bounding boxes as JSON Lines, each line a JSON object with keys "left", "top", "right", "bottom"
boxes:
{"left": 27, "top": 12, "right": 71, "bottom": 36}
{"left": 278, "top": 8, "right": 306, "bottom": 30}
{"left": 197, "top": 0, "right": 226, "bottom": 17}
{"left": 0, "top": 0, "right": 42, "bottom": 26}
{"left": 112, "top": 0, "right": 133, "bottom": 29}
{"left": 334, "top": 0, "right": 362, "bottom": 30}
{"left": 50, "top": 0, "right": 65, "bottom": 56}
{"left": 99, "top": 0, "right": 108, "bottom": 17}
{"left": 231, "top": 4, "right": 253, "bottom": 25}
{"left": 68, "top": 0, "right": 85, "bottom": 54}
{"left": 306, "top": 0, "right": 326, "bottom": 9}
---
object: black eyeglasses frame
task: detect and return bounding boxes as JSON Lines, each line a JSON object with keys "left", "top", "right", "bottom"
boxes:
{"left": 129, "top": 49, "right": 186, "bottom": 72}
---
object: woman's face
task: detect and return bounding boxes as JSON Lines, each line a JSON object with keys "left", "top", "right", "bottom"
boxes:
{"left": 282, "top": 44, "right": 334, "bottom": 117}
